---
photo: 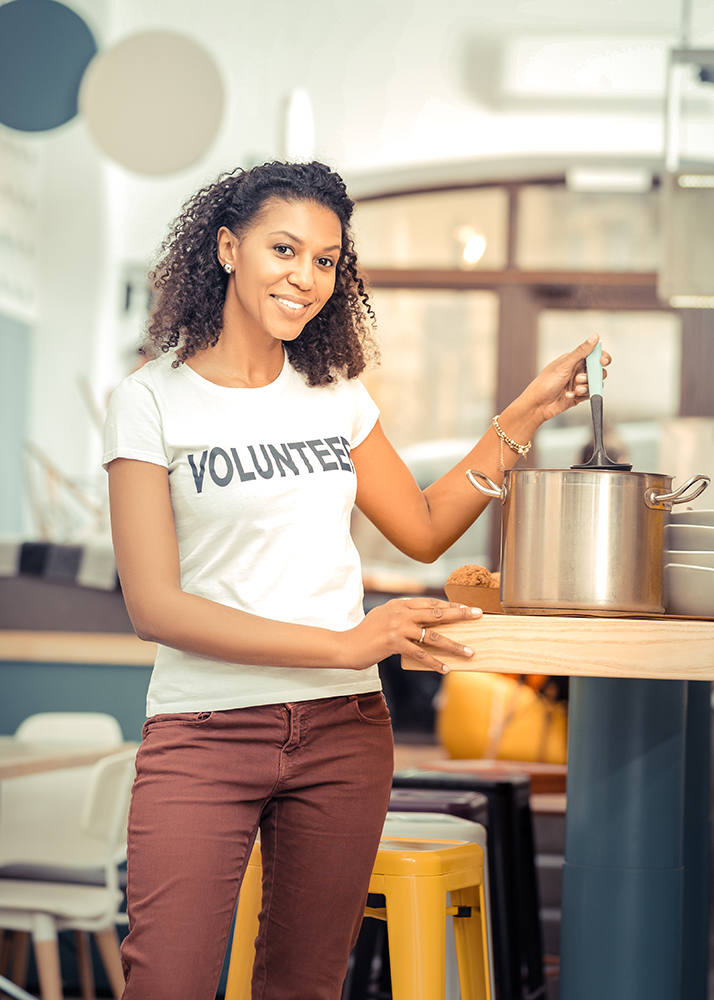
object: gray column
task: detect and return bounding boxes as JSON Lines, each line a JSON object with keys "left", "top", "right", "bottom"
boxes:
{"left": 681, "top": 680, "right": 711, "bottom": 1000}
{"left": 559, "top": 676, "right": 687, "bottom": 1000}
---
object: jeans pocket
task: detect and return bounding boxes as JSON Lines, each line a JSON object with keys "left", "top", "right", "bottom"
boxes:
{"left": 352, "top": 691, "right": 392, "bottom": 725}
{"left": 142, "top": 711, "right": 214, "bottom": 737}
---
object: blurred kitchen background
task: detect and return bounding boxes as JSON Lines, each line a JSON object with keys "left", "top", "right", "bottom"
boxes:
{"left": 1, "top": 0, "right": 714, "bottom": 592}
{"left": 2, "top": 6, "right": 714, "bottom": 997}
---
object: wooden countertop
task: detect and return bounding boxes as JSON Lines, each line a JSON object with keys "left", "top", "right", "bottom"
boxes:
{"left": 5, "top": 617, "right": 714, "bottom": 681}
{"left": 0, "top": 630, "right": 156, "bottom": 666}
{"left": 402, "top": 614, "right": 714, "bottom": 680}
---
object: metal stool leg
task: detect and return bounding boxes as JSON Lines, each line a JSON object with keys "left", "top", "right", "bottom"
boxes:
{"left": 383, "top": 875, "right": 446, "bottom": 1000}
{"left": 451, "top": 884, "right": 490, "bottom": 1000}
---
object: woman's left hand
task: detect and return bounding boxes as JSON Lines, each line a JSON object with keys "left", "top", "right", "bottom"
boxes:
{"left": 521, "top": 333, "right": 611, "bottom": 424}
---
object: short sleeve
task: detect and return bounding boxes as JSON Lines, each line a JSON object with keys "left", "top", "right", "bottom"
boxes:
{"left": 102, "top": 375, "right": 169, "bottom": 470}
{"left": 348, "top": 380, "right": 380, "bottom": 448}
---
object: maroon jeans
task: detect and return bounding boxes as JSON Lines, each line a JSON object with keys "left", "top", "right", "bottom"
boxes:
{"left": 120, "top": 692, "right": 394, "bottom": 1000}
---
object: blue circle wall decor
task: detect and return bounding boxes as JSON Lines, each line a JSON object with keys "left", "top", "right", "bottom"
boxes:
{"left": 0, "top": 0, "right": 97, "bottom": 131}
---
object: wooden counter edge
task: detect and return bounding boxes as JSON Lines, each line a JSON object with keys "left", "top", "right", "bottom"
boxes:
{"left": 402, "top": 615, "right": 714, "bottom": 681}
{"left": 0, "top": 630, "right": 157, "bottom": 666}
{"left": 0, "top": 740, "right": 140, "bottom": 780}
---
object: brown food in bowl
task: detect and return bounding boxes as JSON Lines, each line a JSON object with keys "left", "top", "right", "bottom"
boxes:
{"left": 447, "top": 565, "right": 500, "bottom": 589}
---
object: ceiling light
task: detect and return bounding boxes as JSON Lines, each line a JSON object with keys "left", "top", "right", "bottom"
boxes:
{"left": 454, "top": 226, "right": 487, "bottom": 267}
{"left": 566, "top": 167, "right": 652, "bottom": 193}
{"left": 677, "top": 174, "right": 714, "bottom": 188}
{"left": 670, "top": 295, "right": 714, "bottom": 308}
{"left": 462, "top": 234, "right": 487, "bottom": 266}
{"left": 284, "top": 87, "right": 314, "bottom": 161}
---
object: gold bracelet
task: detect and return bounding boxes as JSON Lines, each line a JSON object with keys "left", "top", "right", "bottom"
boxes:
{"left": 492, "top": 415, "right": 531, "bottom": 457}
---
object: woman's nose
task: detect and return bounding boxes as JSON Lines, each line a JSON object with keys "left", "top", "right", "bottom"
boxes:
{"left": 288, "top": 257, "right": 313, "bottom": 289}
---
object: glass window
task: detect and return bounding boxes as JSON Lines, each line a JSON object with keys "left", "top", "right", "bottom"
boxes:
{"left": 363, "top": 288, "right": 498, "bottom": 447}
{"left": 517, "top": 185, "right": 661, "bottom": 271}
{"left": 353, "top": 188, "right": 509, "bottom": 270}
{"left": 352, "top": 289, "right": 499, "bottom": 586}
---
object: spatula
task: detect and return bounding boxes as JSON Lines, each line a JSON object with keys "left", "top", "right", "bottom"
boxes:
{"left": 571, "top": 341, "right": 632, "bottom": 471}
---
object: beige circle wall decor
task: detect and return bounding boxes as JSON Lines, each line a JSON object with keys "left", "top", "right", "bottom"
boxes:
{"left": 80, "top": 31, "right": 224, "bottom": 175}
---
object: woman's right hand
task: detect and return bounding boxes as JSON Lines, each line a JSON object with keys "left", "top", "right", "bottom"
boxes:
{"left": 519, "top": 333, "right": 611, "bottom": 425}
{"left": 344, "top": 598, "right": 482, "bottom": 674}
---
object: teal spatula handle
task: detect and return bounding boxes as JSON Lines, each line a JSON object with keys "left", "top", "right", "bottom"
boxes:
{"left": 585, "top": 340, "right": 603, "bottom": 397}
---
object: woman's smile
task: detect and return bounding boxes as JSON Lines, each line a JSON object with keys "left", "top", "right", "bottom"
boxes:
{"left": 271, "top": 293, "right": 312, "bottom": 316}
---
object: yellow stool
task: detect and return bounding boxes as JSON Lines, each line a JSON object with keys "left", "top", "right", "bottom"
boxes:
{"left": 225, "top": 837, "right": 492, "bottom": 1000}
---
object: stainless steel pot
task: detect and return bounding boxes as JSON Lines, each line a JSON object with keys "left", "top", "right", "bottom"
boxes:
{"left": 467, "top": 468, "right": 710, "bottom": 615}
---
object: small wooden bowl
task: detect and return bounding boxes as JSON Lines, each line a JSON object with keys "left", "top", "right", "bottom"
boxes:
{"left": 444, "top": 583, "right": 504, "bottom": 614}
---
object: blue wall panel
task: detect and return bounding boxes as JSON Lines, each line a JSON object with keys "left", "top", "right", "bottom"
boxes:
{"left": 0, "top": 660, "right": 151, "bottom": 741}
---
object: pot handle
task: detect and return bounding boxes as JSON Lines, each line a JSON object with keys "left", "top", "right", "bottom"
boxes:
{"left": 466, "top": 469, "right": 507, "bottom": 502}
{"left": 644, "top": 474, "right": 711, "bottom": 510}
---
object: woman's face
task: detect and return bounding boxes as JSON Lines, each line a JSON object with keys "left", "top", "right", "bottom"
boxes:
{"left": 218, "top": 197, "right": 343, "bottom": 345}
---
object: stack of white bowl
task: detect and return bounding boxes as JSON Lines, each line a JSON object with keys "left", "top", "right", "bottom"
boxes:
{"left": 663, "top": 510, "right": 714, "bottom": 616}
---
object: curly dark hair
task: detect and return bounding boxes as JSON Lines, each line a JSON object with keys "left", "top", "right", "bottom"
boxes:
{"left": 144, "top": 161, "right": 378, "bottom": 386}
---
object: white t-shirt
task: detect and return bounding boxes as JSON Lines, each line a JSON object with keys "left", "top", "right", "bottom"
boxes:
{"left": 103, "top": 352, "right": 382, "bottom": 716}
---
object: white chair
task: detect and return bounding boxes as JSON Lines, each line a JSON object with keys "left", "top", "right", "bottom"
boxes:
{"left": 0, "top": 748, "right": 136, "bottom": 1000}
{"left": 0, "top": 713, "right": 125, "bottom": 874}
{"left": 12, "top": 713, "right": 124, "bottom": 747}
{"left": 0, "top": 713, "right": 128, "bottom": 999}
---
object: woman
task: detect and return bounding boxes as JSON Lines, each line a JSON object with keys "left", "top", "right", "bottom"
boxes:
{"left": 104, "top": 160, "right": 607, "bottom": 1000}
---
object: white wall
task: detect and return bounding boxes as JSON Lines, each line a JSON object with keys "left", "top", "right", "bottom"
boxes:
{"left": 0, "top": 0, "right": 112, "bottom": 536}
{"left": 4, "top": 0, "right": 714, "bottom": 537}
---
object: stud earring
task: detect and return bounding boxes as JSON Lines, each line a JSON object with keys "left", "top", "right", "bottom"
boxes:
{"left": 223, "top": 263, "right": 232, "bottom": 274}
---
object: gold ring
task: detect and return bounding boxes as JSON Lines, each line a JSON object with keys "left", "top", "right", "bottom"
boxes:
{"left": 420, "top": 627, "right": 426, "bottom": 643}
